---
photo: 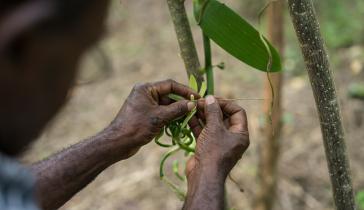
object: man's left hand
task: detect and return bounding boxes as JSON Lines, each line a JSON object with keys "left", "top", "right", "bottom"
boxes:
{"left": 101, "top": 79, "right": 199, "bottom": 159}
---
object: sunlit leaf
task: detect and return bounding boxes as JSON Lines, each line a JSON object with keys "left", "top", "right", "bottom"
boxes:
{"left": 189, "top": 74, "right": 198, "bottom": 92}
{"left": 198, "top": 0, "right": 282, "bottom": 72}
{"left": 199, "top": 81, "right": 207, "bottom": 96}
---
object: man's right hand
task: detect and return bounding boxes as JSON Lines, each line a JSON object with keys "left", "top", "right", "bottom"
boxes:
{"left": 183, "top": 95, "right": 249, "bottom": 210}
{"left": 187, "top": 95, "right": 250, "bottom": 179}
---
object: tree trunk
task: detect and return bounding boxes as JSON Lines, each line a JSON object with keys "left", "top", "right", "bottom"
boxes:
{"left": 255, "top": 1, "right": 284, "bottom": 210}
{"left": 287, "top": 0, "right": 355, "bottom": 209}
{"left": 166, "top": 0, "right": 203, "bottom": 85}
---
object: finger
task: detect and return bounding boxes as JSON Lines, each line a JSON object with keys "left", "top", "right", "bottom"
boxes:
{"left": 150, "top": 79, "right": 200, "bottom": 100}
{"left": 223, "top": 118, "right": 230, "bottom": 129}
{"left": 221, "top": 102, "right": 248, "bottom": 133}
{"left": 204, "top": 96, "right": 223, "bottom": 125}
{"left": 188, "top": 116, "right": 203, "bottom": 137}
{"left": 159, "top": 95, "right": 172, "bottom": 105}
{"left": 196, "top": 97, "right": 228, "bottom": 112}
{"left": 158, "top": 100, "right": 196, "bottom": 123}
{"left": 196, "top": 97, "right": 227, "bottom": 121}
{"left": 185, "top": 157, "right": 196, "bottom": 179}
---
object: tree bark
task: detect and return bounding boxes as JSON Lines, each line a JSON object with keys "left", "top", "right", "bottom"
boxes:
{"left": 166, "top": 0, "right": 203, "bottom": 85}
{"left": 287, "top": 0, "right": 355, "bottom": 209}
{"left": 255, "top": 1, "right": 284, "bottom": 210}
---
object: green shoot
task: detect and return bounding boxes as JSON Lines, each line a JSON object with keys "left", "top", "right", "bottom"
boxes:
{"left": 173, "top": 160, "right": 186, "bottom": 181}
{"left": 155, "top": 75, "right": 205, "bottom": 198}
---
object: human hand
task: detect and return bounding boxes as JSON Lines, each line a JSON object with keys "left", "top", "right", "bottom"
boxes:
{"left": 186, "top": 96, "right": 250, "bottom": 179}
{"left": 101, "top": 79, "right": 199, "bottom": 159}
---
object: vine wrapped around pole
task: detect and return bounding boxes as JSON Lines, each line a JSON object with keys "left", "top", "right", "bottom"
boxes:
{"left": 287, "top": 0, "right": 355, "bottom": 209}
{"left": 166, "top": 0, "right": 203, "bottom": 85}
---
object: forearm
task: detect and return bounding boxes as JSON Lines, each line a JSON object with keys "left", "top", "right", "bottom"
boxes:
{"left": 30, "top": 127, "right": 136, "bottom": 210}
{"left": 183, "top": 165, "right": 226, "bottom": 210}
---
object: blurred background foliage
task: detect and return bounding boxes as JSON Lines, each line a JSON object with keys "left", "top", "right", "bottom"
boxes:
{"left": 238, "top": 0, "right": 364, "bottom": 76}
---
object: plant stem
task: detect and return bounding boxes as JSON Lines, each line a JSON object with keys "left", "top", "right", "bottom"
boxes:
{"left": 203, "top": 33, "right": 214, "bottom": 95}
{"left": 166, "top": 0, "right": 204, "bottom": 86}
{"left": 288, "top": 0, "right": 355, "bottom": 209}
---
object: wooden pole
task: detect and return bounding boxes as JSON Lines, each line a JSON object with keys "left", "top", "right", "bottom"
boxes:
{"left": 287, "top": 0, "right": 355, "bottom": 209}
{"left": 166, "top": 0, "right": 203, "bottom": 85}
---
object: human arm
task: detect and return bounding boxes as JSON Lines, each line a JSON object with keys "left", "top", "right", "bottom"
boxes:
{"left": 183, "top": 96, "right": 250, "bottom": 210}
{"left": 30, "top": 79, "right": 199, "bottom": 210}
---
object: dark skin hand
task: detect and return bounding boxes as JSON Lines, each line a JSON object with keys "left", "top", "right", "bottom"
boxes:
{"left": 30, "top": 79, "right": 199, "bottom": 210}
{"left": 183, "top": 96, "right": 250, "bottom": 210}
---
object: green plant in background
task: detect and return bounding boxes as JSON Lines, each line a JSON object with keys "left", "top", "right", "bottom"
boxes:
{"left": 316, "top": 0, "right": 364, "bottom": 48}
{"left": 348, "top": 83, "right": 364, "bottom": 100}
{"left": 160, "top": 0, "right": 282, "bottom": 199}
{"left": 357, "top": 190, "right": 364, "bottom": 210}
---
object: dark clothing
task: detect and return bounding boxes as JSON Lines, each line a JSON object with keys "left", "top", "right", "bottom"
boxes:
{"left": 0, "top": 155, "right": 39, "bottom": 210}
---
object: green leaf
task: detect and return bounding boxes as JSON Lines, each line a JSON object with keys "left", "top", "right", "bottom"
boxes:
{"left": 168, "top": 93, "right": 185, "bottom": 101}
{"left": 189, "top": 75, "right": 198, "bottom": 92}
{"left": 198, "top": 0, "right": 282, "bottom": 72}
{"left": 357, "top": 190, "right": 364, "bottom": 210}
{"left": 199, "top": 81, "right": 207, "bottom": 96}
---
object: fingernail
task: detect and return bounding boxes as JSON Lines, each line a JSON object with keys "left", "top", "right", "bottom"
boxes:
{"left": 205, "top": 95, "right": 215, "bottom": 105}
{"left": 187, "top": 102, "right": 196, "bottom": 111}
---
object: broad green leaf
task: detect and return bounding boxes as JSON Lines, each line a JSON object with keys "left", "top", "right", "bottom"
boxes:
{"left": 199, "top": 81, "right": 207, "bottom": 96}
{"left": 189, "top": 75, "right": 198, "bottom": 92}
{"left": 198, "top": 0, "right": 282, "bottom": 72}
{"left": 168, "top": 93, "right": 184, "bottom": 101}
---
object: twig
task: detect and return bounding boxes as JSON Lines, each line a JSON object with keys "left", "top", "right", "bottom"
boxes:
{"left": 166, "top": 0, "right": 203, "bottom": 85}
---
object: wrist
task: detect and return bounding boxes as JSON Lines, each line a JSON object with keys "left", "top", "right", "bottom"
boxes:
{"left": 188, "top": 160, "right": 227, "bottom": 184}
{"left": 94, "top": 125, "right": 140, "bottom": 162}
{"left": 185, "top": 161, "right": 226, "bottom": 210}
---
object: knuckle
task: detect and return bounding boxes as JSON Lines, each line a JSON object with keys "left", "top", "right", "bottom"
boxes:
{"left": 166, "top": 78, "right": 177, "bottom": 84}
{"left": 132, "top": 83, "right": 146, "bottom": 91}
{"left": 177, "top": 102, "right": 187, "bottom": 113}
{"left": 207, "top": 107, "right": 220, "bottom": 116}
{"left": 164, "top": 79, "right": 177, "bottom": 87}
{"left": 238, "top": 135, "right": 250, "bottom": 149}
{"left": 149, "top": 116, "right": 165, "bottom": 128}
{"left": 234, "top": 107, "right": 246, "bottom": 118}
{"left": 168, "top": 104, "right": 185, "bottom": 118}
{"left": 240, "top": 108, "right": 247, "bottom": 117}
{"left": 208, "top": 123, "right": 224, "bottom": 133}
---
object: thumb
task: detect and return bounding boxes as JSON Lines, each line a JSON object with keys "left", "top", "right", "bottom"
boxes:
{"left": 205, "top": 95, "right": 223, "bottom": 125}
{"left": 159, "top": 100, "right": 196, "bottom": 123}
{"left": 185, "top": 156, "right": 196, "bottom": 179}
